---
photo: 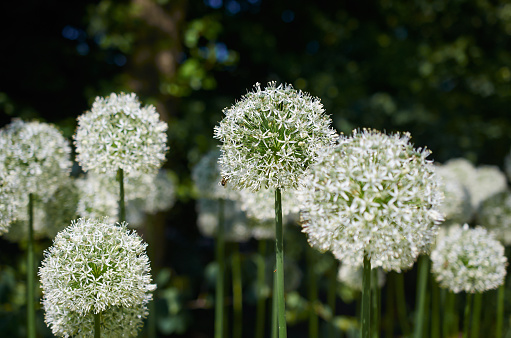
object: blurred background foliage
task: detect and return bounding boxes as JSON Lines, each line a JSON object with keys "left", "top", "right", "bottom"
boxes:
{"left": 1, "top": 0, "right": 511, "bottom": 337}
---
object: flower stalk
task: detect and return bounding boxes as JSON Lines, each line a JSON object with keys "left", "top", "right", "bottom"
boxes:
{"left": 463, "top": 293, "right": 473, "bottom": 338}
{"left": 255, "top": 239, "right": 267, "bottom": 338}
{"left": 275, "top": 188, "right": 286, "bottom": 337}
{"left": 94, "top": 312, "right": 101, "bottom": 338}
{"left": 118, "top": 168, "right": 126, "bottom": 222}
{"left": 215, "top": 198, "right": 225, "bottom": 338}
{"left": 27, "top": 193, "right": 35, "bottom": 338}
{"left": 361, "top": 254, "right": 371, "bottom": 338}
{"left": 414, "top": 255, "right": 429, "bottom": 338}
{"left": 232, "top": 242, "right": 243, "bottom": 338}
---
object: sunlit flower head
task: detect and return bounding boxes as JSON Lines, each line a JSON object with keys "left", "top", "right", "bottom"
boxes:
{"left": 337, "top": 263, "right": 386, "bottom": 291}
{"left": 0, "top": 119, "right": 72, "bottom": 200}
{"left": 196, "top": 198, "right": 251, "bottom": 243}
{"left": 431, "top": 224, "right": 507, "bottom": 293}
{"left": 299, "top": 129, "right": 444, "bottom": 272}
{"left": 192, "top": 149, "right": 238, "bottom": 200}
{"left": 39, "top": 218, "right": 155, "bottom": 335}
{"left": 214, "top": 82, "right": 338, "bottom": 192}
{"left": 74, "top": 92, "right": 168, "bottom": 175}
{"left": 477, "top": 190, "right": 511, "bottom": 245}
{"left": 435, "top": 164, "right": 472, "bottom": 225}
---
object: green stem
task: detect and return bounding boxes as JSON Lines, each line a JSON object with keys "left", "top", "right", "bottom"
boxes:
{"left": 361, "top": 254, "right": 371, "bottom": 338}
{"left": 94, "top": 312, "right": 101, "bottom": 338}
{"left": 394, "top": 273, "right": 410, "bottom": 336}
{"left": 146, "top": 213, "right": 157, "bottom": 338}
{"left": 430, "top": 276, "right": 440, "bottom": 338}
{"left": 215, "top": 198, "right": 225, "bottom": 338}
{"left": 27, "top": 193, "right": 35, "bottom": 338}
{"left": 272, "top": 269, "right": 278, "bottom": 338}
{"left": 275, "top": 188, "right": 287, "bottom": 337}
{"left": 385, "top": 272, "right": 395, "bottom": 338}
{"left": 496, "top": 284, "right": 505, "bottom": 338}
{"left": 255, "top": 240, "right": 267, "bottom": 338}
{"left": 371, "top": 268, "right": 380, "bottom": 338}
{"left": 470, "top": 293, "right": 482, "bottom": 338}
{"left": 413, "top": 255, "right": 429, "bottom": 338}
{"left": 232, "top": 242, "right": 243, "bottom": 338}
{"left": 463, "top": 293, "right": 473, "bottom": 338}
{"left": 118, "top": 168, "right": 126, "bottom": 222}
{"left": 328, "top": 260, "right": 338, "bottom": 338}
{"left": 307, "top": 248, "right": 318, "bottom": 338}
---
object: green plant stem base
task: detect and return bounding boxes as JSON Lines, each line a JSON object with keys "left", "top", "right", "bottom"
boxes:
{"left": 275, "top": 188, "right": 287, "bottom": 338}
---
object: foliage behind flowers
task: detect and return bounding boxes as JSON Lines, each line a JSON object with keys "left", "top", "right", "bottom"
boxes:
{"left": 214, "top": 82, "right": 338, "bottom": 192}
{"left": 431, "top": 224, "right": 507, "bottom": 293}
{"left": 39, "top": 218, "right": 156, "bottom": 336}
{"left": 0, "top": 119, "right": 72, "bottom": 201}
{"left": 74, "top": 92, "right": 168, "bottom": 175}
{"left": 299, "top": 129, "right": 444, "bottom": 271}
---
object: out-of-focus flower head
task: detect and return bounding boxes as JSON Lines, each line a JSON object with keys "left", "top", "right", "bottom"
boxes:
{"left": 192, "top": 149, "right": 238, "bottom": 200}
{"left": 431, "top": 224, "right": 507, "bottom": 293}
{"left": 435, "top": 164, "right": 472, "bottom": 225}
{"left": 337, "top": 263, "right": 386, "bottom": 291}
{"left": 0, "top": 171, "right": 19, "bottom": 235}
{"left": 299, "top": 129, "right": 444, "bottom": 272}
{"left": 214, "top": 82, "right": 338, "bottom": 192}
{"left": 477, "top": 190, "right": 511, "bottom": 245}
{"left": 74, "top": 92, "right": 168, "bottom": 176}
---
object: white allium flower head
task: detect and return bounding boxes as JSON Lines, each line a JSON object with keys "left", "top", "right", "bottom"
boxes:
{"left": 337, "top": 263, "right": 386, "bottom": 291}
{"left": 39, "top": 218, "right": 156, "bottom": 336}
{"left": 239, "top": 188, "right": 300, "bottom": 223}
{"left": 214, "top": 82, "right": 338, "bottom": 192}
{"left": 142, "top": 169, "right": 176, "bottom": 214}
{"left": 0, "top": 171, "right": 19, "bottom": 235}
{"left": 431, "top": 224, "right": 507, "bottom": 293}
{"left": 196, "top": 198, "right": 251, "bottom": 242}
{"left": 192, "top": 149, "right": 238, "bottom": 200}
{"left": 477, "top": 190, "right": 511, "bottom": 245}
{"left": 435, "top": 164, "right": 472, "bottom": 225}
{"left": 299, "top": 129, "right": 444, "bottom": 272}
{"left": 74, "top": 92, "right": 168, "bottom": 175}
{"left": 0, "top": 119, "right": 72, "bottom": 200}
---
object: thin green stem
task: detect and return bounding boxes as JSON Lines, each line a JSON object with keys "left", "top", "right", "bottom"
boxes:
{"left": 118, "top": 168, "right": 126, "bottom": 222}
{"left": 470, "top": 292, "right": 482, "bottom": 338}
{"left": 27, "top": 193, "right": 35, "bottom": 338}
{"left": 371, "top": 268, "right": 380, "bottom": 338}
{"left": 463, "top": 293, "right": 473, "bottom": 338}
{"left": 215, "top": 198, "right": 225, "bottom": 338}
{"left": 385, "top": 272, "right": 395, "bottom": 338}
{"left": 272, "top": 269, "right": 278, "bottom": 338}
{"left": 275, "top": 188, "right": 287, "bottom": 337}
{"left": 431, "top": 276, "right": 440, "bottom": 338}
{"left": 361, "top": 254, "right": 371, "bottom": 338}
{"left": 255, "top": 240, "right": 267, "bottom": 338}
{"left": 413, "top": 255, "right": 429, "bottom": 338}
{"left": 232, "top": 242, "right": 243, "bottom": 338}
{"left": 394, "top": 273, "right": 410, "bottom": 336}
{"left": 328, "top": 260, "right": 338, "bottom": 338}
{"left": 94, "top": 312, "right": 101, "bottom": 338}
{"left": 307, "top": 248, "right": 318, "bottom": 338}
{"left": 146, "top": 213, "right": 157, "bottom": 338}
{"left": 496, "top": 284, "right": 505, "bottom": 338}
{"left": 443, "top": 291, "right": 457, "bottom": 338}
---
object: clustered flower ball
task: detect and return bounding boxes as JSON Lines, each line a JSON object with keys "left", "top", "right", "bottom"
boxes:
{"left": 0, "top": 119, "right": 72, "bottom": 200}
{"left": 39, "top": 218, "right": 156, "bottom": 337}
{"left": 477, "top": 190, "right": 511, "bottom": 245}
{"left": 337, "top": 263, "right": 386, "bottom": 291}
{"left": 74, "top": 92, "right": 168, "bottom": 175}
{"left": 0, "top": 171, "right": 19, "bottom": 235}
{"left": 435, "top": 164, "right": 472, "bottom": 225}
{"left": 431, "top": 224, "right": 507, "bottom": 293}
{"left": 214, "top": 82, "right": 338, "bottom": 192}
{"left": 299, "top": 129, "right": 444, "bottom": 271}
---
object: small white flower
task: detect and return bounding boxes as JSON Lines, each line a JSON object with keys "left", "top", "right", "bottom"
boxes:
{"left": 337, "top": 263, "right": 386, "bottom": 291}
{"left": 431, "top": 224, "right": 507, "bottom": 293}
{"left": 0, "top": 119, "right": 72, "bottom": 200}
{"left": 477, "top": 190, "right": 511, "bottom": 245}
{"left": 39, "top": 218, "right": 156, "bottom": 336}
{"left": 214, "top": 82, "right": 337, "bottom": 191}
{"left": 74, "top": 92, "right": 168, "bottom": 175}
{"left": 299, "top": 129, "right": 444, "bottom": 272}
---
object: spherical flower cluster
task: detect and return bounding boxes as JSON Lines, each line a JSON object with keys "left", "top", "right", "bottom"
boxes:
{"left": 39, "top": 218, "right": 156, "bottom": 336}
{"left": 196, "top": 198, "right": 251, "bottom": 242}
{"left": 192, "top": 149, "right": 239, "bottom": 200}
{"left": 299, "top": 129, "right": 444, "bottom": 271}
{"left": 435, "top": 164, "right": 472, "bottom": 225}
{"left": 239, "top": 188, "right": 301, "bottom": 223}
{"left": 431, "top": 224, "right": 507, "bottom": 293}
{"left": 214, "top": 82, "right": 338, "bottom": 192}
{"left": 477, "top": 190, "right": 511, "bottom": 245}
{"left": 337, "top": 263, "right": 386, "bottom": 291}
{"left": 141, "top": 169, "right": 176, "bottom": 214}
{"left": 3, "top": 195, "right": 48, "bottom": 242}
{"left": 74, "top": 92, "right": 168, "bottom": 175}
{"left": 0, "top": 119, "right": 72, "bottom": 200}
{"left": 0, "top": 171, "right": 19, "bottom": 235}
{"left": 442, "top": 158, "right": 507, "bottom": 211}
